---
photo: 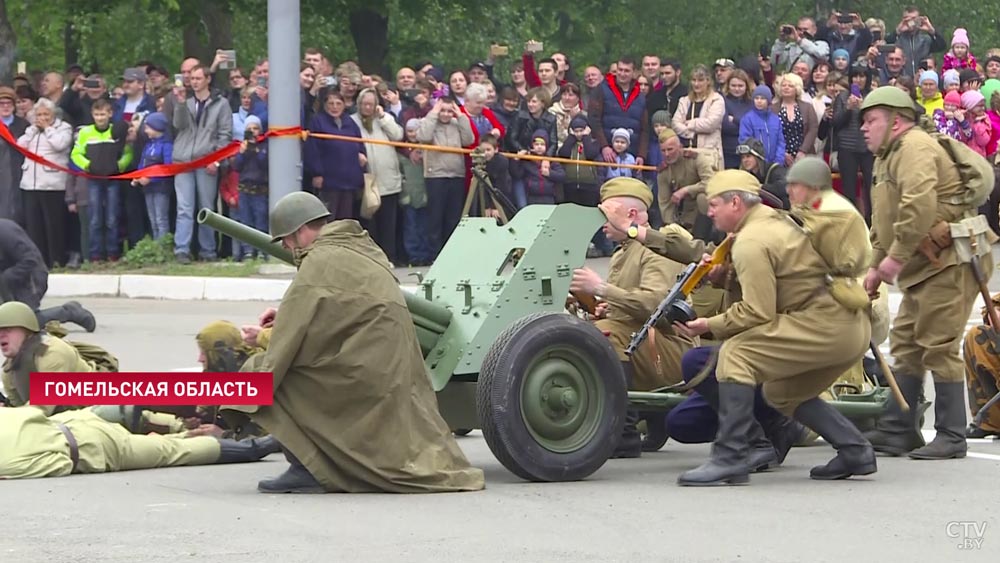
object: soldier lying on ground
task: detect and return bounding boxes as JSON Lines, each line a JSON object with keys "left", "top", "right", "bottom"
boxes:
{"left": 0, "top": 406, "right": 278, "bottom": 480}
{"left": 0, "top": 218, "right": 97, "bottom": 332}
{"left": 222, "top": 191, "right": 485, "bottom": 494}
{"left": 568, "top": 177, "right": 698, "bottom": 459}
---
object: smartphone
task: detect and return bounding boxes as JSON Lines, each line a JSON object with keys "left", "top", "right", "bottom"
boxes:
{"left": 174, "top": 73, "right": 184, "bottom": 88}
{"left": 16, "top": 61, "right": 26, "bottom": 74}
{"left": 321, "top": 76, "right": 337, "bottom": 87}
{"left": 837, "top": 14, "right": 853, "bottom": 24}
{"left": 256, "top": 76, "right": 267, "bottom": 87}
{"left": 872, "top": 30, "right": 882, "bottom": 42}
{"left": 851, "top": 84, "right": 862, "bottom": 98}
{"left": 759, "top": 43, "right": 769, "bottom": 60}
{"left": 219, "top": 49, "right": 237, "bottom": 70}
{"left": 878, "top": 43, "right": 896, "bottom": 54}
{"left": 526, "top": 41, "right": 543, "bottom": 53}
{"left": 83, "top": 78, "right": 100, "bottom": 89}
{"left": 491, "top": 44, "right": 509, "bottom": 57}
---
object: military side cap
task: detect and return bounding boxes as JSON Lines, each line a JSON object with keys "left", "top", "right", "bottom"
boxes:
{"left": 657, "top": 128, "right": 678, "bottom": 143}
{"left": 786, "top": 156, "right": 833, "bottom": 190}
{"left": 600, "top": 177, "right": 654, "bottom": 208}
{"left": 704, "top": 169, "right": 762, "bottom": 199}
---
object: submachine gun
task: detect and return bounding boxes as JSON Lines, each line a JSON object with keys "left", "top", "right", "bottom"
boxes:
{"left": 625, "top": 236, "right": 733, "bottom": 357}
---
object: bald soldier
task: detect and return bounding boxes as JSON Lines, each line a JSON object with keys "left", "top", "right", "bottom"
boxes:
{"left": 656, "top": 129, "right": 719, "bottom": 236}
{"left": 0, "top": 406, "right": 278, "bottom": 480}
{"left": 224, "top": 191, "right": 485, "bottom": 494}
{"left": 569, "top": 177, "right": 697, "bottom": 458}
{"left": 671, "top": 170, "right": 875, "bottom": 486}
{"left": 860, "top": 86, "right": 997, "bottom": 460}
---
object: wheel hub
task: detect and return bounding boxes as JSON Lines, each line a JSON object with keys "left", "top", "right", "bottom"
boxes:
{"left": 520, "top": 347, "right": 604, "bottom": 453}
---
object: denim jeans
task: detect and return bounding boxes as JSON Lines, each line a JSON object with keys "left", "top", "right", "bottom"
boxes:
{"left": 144, "top": 191, "right": 171, "bottom": 241}
{"left": 402, "top": 205, "right": 432, "bottom": 264}
{"left": 511, "top": 178, "right": 527, "bottom": 209}
{"left": 236, "top": 192, "right": 269, "bottom": 257}
{"left": 88, "top": 180, "right": 121, "bottom": 259}
{"left": 424, "top": 177, "right": 465, "bottom": 258}
{"left": 174, "top": 169, "right": 218, "bottom": 257}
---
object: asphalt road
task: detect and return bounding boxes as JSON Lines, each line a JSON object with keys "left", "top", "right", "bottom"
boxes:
{"left": 2, "top": 258, "right": 999, "bottom": 562}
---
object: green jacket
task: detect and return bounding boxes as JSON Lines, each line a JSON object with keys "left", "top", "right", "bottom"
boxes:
{"left": 71, "top": 121, "right": 133, "bottom": 176}
{"left": 397, "top": 151, "right": 427, "bottom": 208}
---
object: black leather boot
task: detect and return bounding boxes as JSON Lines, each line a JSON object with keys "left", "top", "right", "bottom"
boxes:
{"left": 216, "top": 435, "right": 281, "bottom": 463}
{"left": 793, "top": 398, "right": 877, "bottom": 480}
{"left": 611, "top": 362, "right": 642, "bottom": 459}
{"left": 36, "top": 301, "right": 96, "bottom": 333}
{"left": 677, "top": 382, "right": 755, "bottom": 486}
{"left": 66, "top": 252, "right": 82, "bottom": 270}
{"left": 696, "top": 379, "right": 777, "bottom": 471}
{"left": 908, "top": 381, "right": 968, "bottom": 460}
{"left": 760, "top": 415, "right": 809, "bottom": 466}
{"left": 863, "top": 372, "right": 925, "bottom": 455}
{"left": 257, "top": 447, "right": 326, "bottom": 494}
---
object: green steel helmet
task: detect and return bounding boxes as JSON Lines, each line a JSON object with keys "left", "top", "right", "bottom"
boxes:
{"left": 859, "top": 86, "right": 918, "bottom": 119}
{"left": 0, "top": 301, "right": 40, "bottom": 332}
{"left": 786, "top": 156, "right": 833, "bottom": 190}
{"left": 269, "top": 191, "right": 331, "bottom": 242}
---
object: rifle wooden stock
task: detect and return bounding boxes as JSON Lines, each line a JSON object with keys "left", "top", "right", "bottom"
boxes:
{"left": 625, "top": 236, "right": 733, "bottom": 356}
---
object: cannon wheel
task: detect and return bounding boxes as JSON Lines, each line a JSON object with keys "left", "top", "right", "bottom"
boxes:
{"left": 452, "top": 428, "right": 473, "bottom": 436}
{"left": 477, "top": 312, "right": 626, "bottom": 482}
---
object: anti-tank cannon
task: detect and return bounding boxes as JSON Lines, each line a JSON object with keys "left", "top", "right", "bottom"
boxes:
{"left": 198, "top": 204, "right": 895, "bottom": 482}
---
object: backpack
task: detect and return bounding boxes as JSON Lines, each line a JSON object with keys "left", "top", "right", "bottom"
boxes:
{"left": 44, "top": 321, "right": 120, "bottom": 372}
{"left": 919, "top": 117, "right": 996, "bottom": 208}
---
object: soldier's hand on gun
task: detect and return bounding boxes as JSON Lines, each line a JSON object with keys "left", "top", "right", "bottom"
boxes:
{"left": 258, "top": 307, "right": 277, "bottom": 328}
{"left": 593, "top": 302, "right": 609, "bottom": 319}
{"left": 570, "top": 268, "right": 604, "bottom": 296}
{"left": 673, "top": 318, "right": 709, "bottom": 338}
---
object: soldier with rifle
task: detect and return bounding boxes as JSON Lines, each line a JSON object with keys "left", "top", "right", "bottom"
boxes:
{"left": 860, "top": 86, "right": 998, "bottom": 459}
{"left": 569, "top": 177, "right": 698, "bottom": 459}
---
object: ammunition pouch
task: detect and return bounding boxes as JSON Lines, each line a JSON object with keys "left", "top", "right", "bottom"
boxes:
{"left": 917, "top": 220, "right": 953, "bottom": 268}
{"left": 827, "top": 276, "right": 870, "bottom": 311}
{"left": 950, "top": 215, "right": 993, "bottom": 263}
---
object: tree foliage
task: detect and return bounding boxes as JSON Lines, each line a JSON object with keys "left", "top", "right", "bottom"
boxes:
{"left": 3, "top": 0, "right": 999, "bottom": 82}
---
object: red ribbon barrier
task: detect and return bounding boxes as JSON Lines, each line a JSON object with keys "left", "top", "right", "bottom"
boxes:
{"left": 0, "top": 122, "right": 302, "bottom": 180}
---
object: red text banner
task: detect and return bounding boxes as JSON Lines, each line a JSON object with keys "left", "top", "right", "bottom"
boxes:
{"left": 28, "top": 372, "right": 273, "bottom": 406}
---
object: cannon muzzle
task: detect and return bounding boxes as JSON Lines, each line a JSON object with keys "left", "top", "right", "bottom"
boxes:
{"left": 196, "top": 208, "right": 453, "bottom": 354}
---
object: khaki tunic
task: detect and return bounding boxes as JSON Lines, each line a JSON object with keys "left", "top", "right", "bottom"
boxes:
{"left": 706, "top": 204, "right": 870, "bottom": 415}
{"left": 871, "top": 126, "right": 996, "bottom": 381}
{"left": 594, "top": 238, "right": 698, "bottom": 390}
{"left": 1, "top": 335, "right": 96, "bottom": 414}
{"left": 0, "top": 407, "right": 220, "bottom": 479}
{"left": 227, "top": 221, "right": 485, "bottom": 493}
{"left": 656, "top": 149, "right": 718, "bottom": 232}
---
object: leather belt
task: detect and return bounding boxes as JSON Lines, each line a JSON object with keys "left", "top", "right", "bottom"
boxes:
{"left": 57, "top": 423, "right": 80, "bottom": 472}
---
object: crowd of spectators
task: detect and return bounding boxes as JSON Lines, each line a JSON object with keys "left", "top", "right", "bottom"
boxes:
{"left": 2, "top": 5, "right": 1000, "bottom": 269}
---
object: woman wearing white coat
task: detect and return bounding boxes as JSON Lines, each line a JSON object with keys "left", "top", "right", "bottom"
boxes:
{"left": 352, "top": 88, "right": 404, "bottom": 265}
{"left": 17, "top": 98, "right": 74, "bottom": 268}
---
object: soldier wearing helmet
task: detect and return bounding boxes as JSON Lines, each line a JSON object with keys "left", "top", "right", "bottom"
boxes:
{"left": 223, "top": 191, "right": 485, "bottom": 495}
{"left": 669, "top": 169, "right": 875, "bottom": 486}
{"left": 859, "top": 86, "right": 997, "bottom": 460}
{"left": 0, "top": 301, "right": 98, "bottom": 413}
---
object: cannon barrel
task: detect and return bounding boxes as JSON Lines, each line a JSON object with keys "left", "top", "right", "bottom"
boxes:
{"left": 196, "top": 208, "right": 453, "bottom": 353}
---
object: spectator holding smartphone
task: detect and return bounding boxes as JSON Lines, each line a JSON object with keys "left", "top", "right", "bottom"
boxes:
{"left": 884, "top": 7, "right": 946, "bottom": 77}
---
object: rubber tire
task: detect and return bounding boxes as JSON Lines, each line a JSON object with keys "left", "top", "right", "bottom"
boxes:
{"left": 477, "top": 312, "right": 626, "bottom": 482}
{"left": 640, "top": 412, "right": 670, "bottom": 452}
{"left": 452, "top": 428, "right": 473, "bottom": 436}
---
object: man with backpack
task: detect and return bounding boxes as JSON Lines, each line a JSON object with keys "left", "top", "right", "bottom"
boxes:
{"left": 860, "top": 86, "right": 998, "bottom": 461}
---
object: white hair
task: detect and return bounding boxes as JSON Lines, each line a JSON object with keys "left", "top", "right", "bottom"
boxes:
{"left": 466, "top": 82, "right": 489, "bottom": 103}
{"left": 27, "top": 97, "right": 56, "bottom": 123}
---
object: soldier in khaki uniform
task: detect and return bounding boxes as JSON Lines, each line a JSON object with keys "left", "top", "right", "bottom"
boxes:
{"left": 859, "top": 87, "right": 997, "bottom": 460}
{"left": 669, "top": 170, "right": 875, "bottom": 486}
{"left": 0, "top": 406, "right": 278, "bottom": 480}
{"left": 656, "top": 130, "right": 718, "bottom": 234}
{"left": 570, "top": 177, "right": 698, "bottom": 458}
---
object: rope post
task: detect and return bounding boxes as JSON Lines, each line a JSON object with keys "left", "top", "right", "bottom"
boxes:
{"left": 267, "top": 0, "right": 302, "bottom": 211}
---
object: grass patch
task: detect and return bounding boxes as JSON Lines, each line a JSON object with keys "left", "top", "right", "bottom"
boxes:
{"left": 51, "top": 234, "right": 284, "bottom": 278}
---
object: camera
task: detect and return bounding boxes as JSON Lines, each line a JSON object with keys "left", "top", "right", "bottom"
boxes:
{"left": 244, "top": 129, "right": 257, "bottom": 143}
{"left": 83, "top": 78, "right": 100, "bottom": 89}
{"left": 837, "top": 14, "right": 853, "bottom": 24}
{"left": 781, "top": 25, "right": 794, "bottom": 35}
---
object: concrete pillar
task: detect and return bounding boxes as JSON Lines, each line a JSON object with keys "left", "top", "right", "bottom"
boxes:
{"left": 267, "top": 0, "right": 302, "bottom": 210}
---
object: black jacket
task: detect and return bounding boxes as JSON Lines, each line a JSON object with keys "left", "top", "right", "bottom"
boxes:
{"left": 0, "top": 219, "right": 48, "bottom": 309}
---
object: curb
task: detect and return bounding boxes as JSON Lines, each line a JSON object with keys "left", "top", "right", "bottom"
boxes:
{"left": 48, "top": 274, "right": 419, "bottom": 301}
